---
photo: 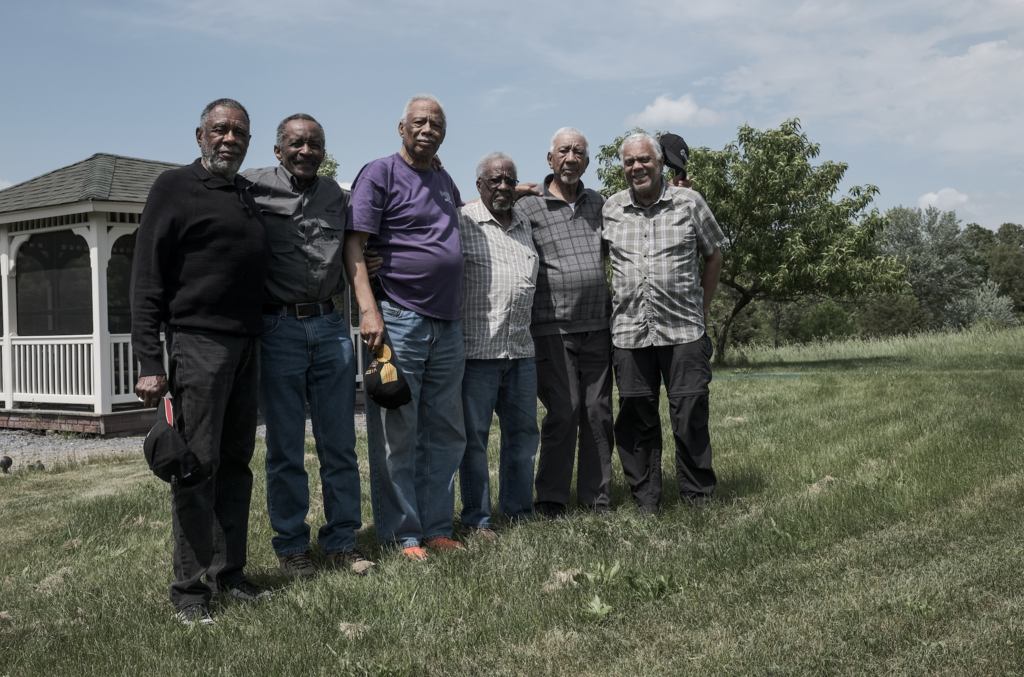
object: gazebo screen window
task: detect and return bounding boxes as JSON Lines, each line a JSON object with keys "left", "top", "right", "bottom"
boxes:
{"left": 16, "top": 231, "right": 93, "bottom": 335}
{"left": 107, "top": 233, "right": 135, "bottom": 333}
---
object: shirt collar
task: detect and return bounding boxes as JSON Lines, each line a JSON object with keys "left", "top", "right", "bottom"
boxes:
{"left": 277, "top": 164, "right": 319, "bottom": 193}
{"left": 190, "top": 157, "right": 247, "bottom": 190}
{"left": 627, "top": 177, "right": 669, "bottom": 210}
{"left": 541, "top": 174, "right": 588, "bottom": 204}
{"left": 466, "top": 200, "right": 527, "bottom": 233}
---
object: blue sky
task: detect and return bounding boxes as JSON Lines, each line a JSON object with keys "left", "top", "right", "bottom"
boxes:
{"left": 1, "top": 0, "right": 1022, "bottom": 229}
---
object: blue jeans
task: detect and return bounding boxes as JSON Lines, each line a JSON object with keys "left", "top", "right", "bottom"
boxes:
{"left": 459, "top": 358, "right": 539, "bottom": 528}
{"left": 259, "top": 310, "right": 360, "bottom": 556}
{"left": 365, "top": 300, "right": 466, "bottom": 548}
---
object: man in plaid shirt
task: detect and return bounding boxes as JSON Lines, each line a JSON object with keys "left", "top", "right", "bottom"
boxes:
{"left": 602, "top": 132, "right": 725, "bottom": 513}
{"left": 515, "top": 128, "right": 615, "bottom": 518}
{"left": 457, "top": 152, "right": 540, "bottom": 538}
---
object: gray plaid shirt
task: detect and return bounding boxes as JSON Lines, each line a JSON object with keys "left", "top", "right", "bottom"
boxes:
{"left": 515, "top": 176, "right": 610, "bottom": 337}
{"left": 458, "top": 201, "right": 539, "bottom": 359}
{"left": 602, "top": 181, "right": 726, "bottom": 349}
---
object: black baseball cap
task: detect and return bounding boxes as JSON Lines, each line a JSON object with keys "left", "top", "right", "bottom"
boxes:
{"left": 144, "top": 397, "right": 205, "bottom": 487}
{"left": 658, "top": 133, "right": 689, "bottom": 175}
{"left": 364, "top": 331, "right": 412, "bottom": 410}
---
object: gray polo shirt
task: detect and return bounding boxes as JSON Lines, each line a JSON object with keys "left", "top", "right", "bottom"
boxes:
{"left": 242, "top": 165, "right": 349, "bottom": 306}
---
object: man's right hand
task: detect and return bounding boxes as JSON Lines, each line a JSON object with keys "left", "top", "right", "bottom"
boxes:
{"left": 135, "top": 375, "right": 169, "bottom": 408}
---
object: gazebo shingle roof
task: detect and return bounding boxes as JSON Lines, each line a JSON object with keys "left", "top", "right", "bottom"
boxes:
{"left": 0, "top": 153, "right": 183, "bottom": 215}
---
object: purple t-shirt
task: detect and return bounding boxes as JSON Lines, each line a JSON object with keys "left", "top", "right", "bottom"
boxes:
{"left": 348, "top": 153, "right": 465, "bottom": 320}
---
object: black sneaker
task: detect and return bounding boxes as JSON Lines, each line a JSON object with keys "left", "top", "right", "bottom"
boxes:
{"left": 175, "top": 603, "right": 214, "bottom": 626}
{"left": 227, "top": 579, "right": 272, "bottom": 602}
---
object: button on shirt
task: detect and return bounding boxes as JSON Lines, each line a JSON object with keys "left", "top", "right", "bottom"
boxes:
{"left": 458, "top": 201, "right": 539, "bottom": 360}
{"left": 241, "top": 165, "right": 349, "bottom": 305}
{"left": 602, "top": 182, "right": 726, "bottom": 349}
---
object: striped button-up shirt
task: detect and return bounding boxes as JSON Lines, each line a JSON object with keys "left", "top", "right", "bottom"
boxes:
{"left": 602, "top": 182, "right": 726, "bottom": 349}
{"left": 458, "top": 201, "right": 539, "bottom": 359}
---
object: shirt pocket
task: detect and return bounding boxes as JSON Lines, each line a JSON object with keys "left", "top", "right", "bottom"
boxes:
{"left": 314, "top": 212, "right": 345, "bottom": 264}
{"left": 260, "top": 204, "right": 302, "bottom": 252}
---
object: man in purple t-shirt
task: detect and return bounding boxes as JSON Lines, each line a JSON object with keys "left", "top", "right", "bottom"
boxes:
{"left": 346, "top": 94, "right": 467, "bottom": 560}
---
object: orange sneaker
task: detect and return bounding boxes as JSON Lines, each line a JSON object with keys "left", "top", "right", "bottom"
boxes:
{"left": 423, "top": 536, "right": 467, "bottom": 552}
{"left": 402, "top": 546, "right": 428, "bottom": 561}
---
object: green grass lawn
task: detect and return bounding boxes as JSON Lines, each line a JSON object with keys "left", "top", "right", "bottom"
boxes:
{"left": 2, "top": 328, "right": 1023, "bottom": 676}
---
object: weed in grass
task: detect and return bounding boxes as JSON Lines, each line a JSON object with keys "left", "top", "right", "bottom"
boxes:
{"left": 583, "top": 595, "right": 613, "bottom": 621}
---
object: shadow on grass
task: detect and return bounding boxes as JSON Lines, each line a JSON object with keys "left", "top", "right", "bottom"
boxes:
{"left": 716, "top": 468, "right": 768, "bottom": 501}
{"left": 722, "top": 355, "right": 910, "bottom": 373}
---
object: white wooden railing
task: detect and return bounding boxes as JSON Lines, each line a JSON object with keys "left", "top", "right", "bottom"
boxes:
{"left": 11, "top": 336, "right": 94, "bottom": 404}
{"left": 4, "top": 323, "right": 358, "bottom": 412}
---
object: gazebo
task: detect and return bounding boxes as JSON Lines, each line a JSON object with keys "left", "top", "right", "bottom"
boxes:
{"left": 0, "top": 154, "right": 182, "bottom": 434}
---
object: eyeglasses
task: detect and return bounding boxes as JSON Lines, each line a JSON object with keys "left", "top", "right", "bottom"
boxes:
{"left": 483, "top": 176, "right": 517, "bottom": 188}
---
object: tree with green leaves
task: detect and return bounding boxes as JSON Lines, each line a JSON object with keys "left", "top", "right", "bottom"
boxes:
{"left": 880, "top": 206, "right": 984, "bottom": 328}
{"left": 317, "top": 152, "right": 339, "bottom": 180}
{"left": 987, "top": 223, "right": 1024, "bottom": 312}
{"left": 598, "top": 120, "right": 904, "bottom": 361}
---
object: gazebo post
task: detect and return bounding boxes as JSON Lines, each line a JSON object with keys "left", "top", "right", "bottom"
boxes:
{"left": 80, "top": 216, "right": 112, "bottom": 414}
{"left": 0, "top": 225, "right": 13, "bottom": 409}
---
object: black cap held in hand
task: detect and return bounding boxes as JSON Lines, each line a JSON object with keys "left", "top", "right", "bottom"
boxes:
{"left": 364, "top": 332, "right": 412, "bottom": 410}
{"left": 143, "top": 397, "right": 205, "bottom": 487}
{"left": 658, "top": 133, "right": 689, "bottom": 175}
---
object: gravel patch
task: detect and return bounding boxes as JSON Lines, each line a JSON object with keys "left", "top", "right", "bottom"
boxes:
{"left": 0, "top": 412, "right": 367, "bottom": 474}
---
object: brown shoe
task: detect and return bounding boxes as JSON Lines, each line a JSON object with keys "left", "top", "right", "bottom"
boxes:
{"left": 402, "top": 546, "right": 429, "bottom": 561}
{"left": 278, "top": 551, "right": 318, "bottom": 577}
{"left": 465, "top": 527, "right": 499, "bottom": 543}
{"left": 423, "top": 536, "right": 467, "bottom": 552}
{"left": 325, "top": 549, "right": 377, "bottom": 576}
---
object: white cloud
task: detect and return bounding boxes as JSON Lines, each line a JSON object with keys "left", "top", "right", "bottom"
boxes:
{"left": 919, "top": 188, "right": 969, "bottom": 211}
{"left": 626, "top": 94, "right": 721, "bottom": 129}
{"left": 0, "top": 180, "right": 13, "bottom": 190}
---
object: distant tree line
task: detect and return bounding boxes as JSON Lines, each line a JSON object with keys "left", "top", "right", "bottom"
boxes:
{"left": 597, "top": 122, "right": 1022, "bottom": 362}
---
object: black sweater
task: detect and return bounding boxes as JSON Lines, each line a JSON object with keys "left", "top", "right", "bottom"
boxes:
{"left": 130, "top": 159, "right": 270, "bottom": 377}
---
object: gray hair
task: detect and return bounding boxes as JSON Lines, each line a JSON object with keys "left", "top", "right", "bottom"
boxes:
{"left": 549, "top": 127, "right": 589, "bottom": 156}
{"left": 619, "top": 133, "right": 663, "bottom": 162}
{"left": 276, "top": 113, "right": 325, "bottom": 148}
{"left": 476, "top": 152, "right": 517, "bottom": 181}
{"left": 199, "top": 98, "right": 250, "bottom": 130}
{"left": 400, "top": 93, "right": 446, "bottom": 127}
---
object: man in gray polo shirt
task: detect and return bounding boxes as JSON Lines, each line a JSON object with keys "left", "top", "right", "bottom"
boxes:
{"left": 515, "top": 127, "right": 614, "bottom": 516}
{"left": 243, "top": 114, "right": 375, "bottom": 577}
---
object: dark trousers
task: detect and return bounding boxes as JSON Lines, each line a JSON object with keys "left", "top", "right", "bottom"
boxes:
{"left": 166, "top": 328, "right": 260, "bottom": 609}
{"left": 614, "top": 336, "right": 715, "bottom": 509}
{"left": 533, "top": 330, "right": 614, "bottom": 509}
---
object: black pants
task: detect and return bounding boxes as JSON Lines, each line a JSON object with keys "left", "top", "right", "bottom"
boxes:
{"left": 166, "top": 328, "right": 260, "bottom": 609}
{"left": 533, "top": 330, "right": 614, "bottom": 509}
{"left": 613, "top": 336, "right": 715, "bottom": 509}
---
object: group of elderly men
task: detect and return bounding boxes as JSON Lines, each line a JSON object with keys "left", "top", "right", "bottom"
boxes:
{"left": 130, "top": 94, "right": 725, "bottom": 625}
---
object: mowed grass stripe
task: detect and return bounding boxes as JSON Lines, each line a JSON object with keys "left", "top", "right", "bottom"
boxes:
{"left": 1, "top": 327, "right": 1022, "bottom": 676}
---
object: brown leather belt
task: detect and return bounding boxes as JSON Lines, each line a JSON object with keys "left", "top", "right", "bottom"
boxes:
{"left": 262, "top": 298, "right": 335, "bottom": 319}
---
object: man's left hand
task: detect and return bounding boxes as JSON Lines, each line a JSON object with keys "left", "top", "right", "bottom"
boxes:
{"left": 515, "top": 183, "right": 541, "bottom": 199}
{"left": 360, "top": 307, "right": 385, "bottom": 353}
{"left": 365, "top": 248, "right": 383, "bottom": 279}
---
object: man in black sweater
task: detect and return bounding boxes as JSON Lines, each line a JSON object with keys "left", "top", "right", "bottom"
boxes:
{"left": 131, "top": 98, "right": 271, "bottom": 626}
